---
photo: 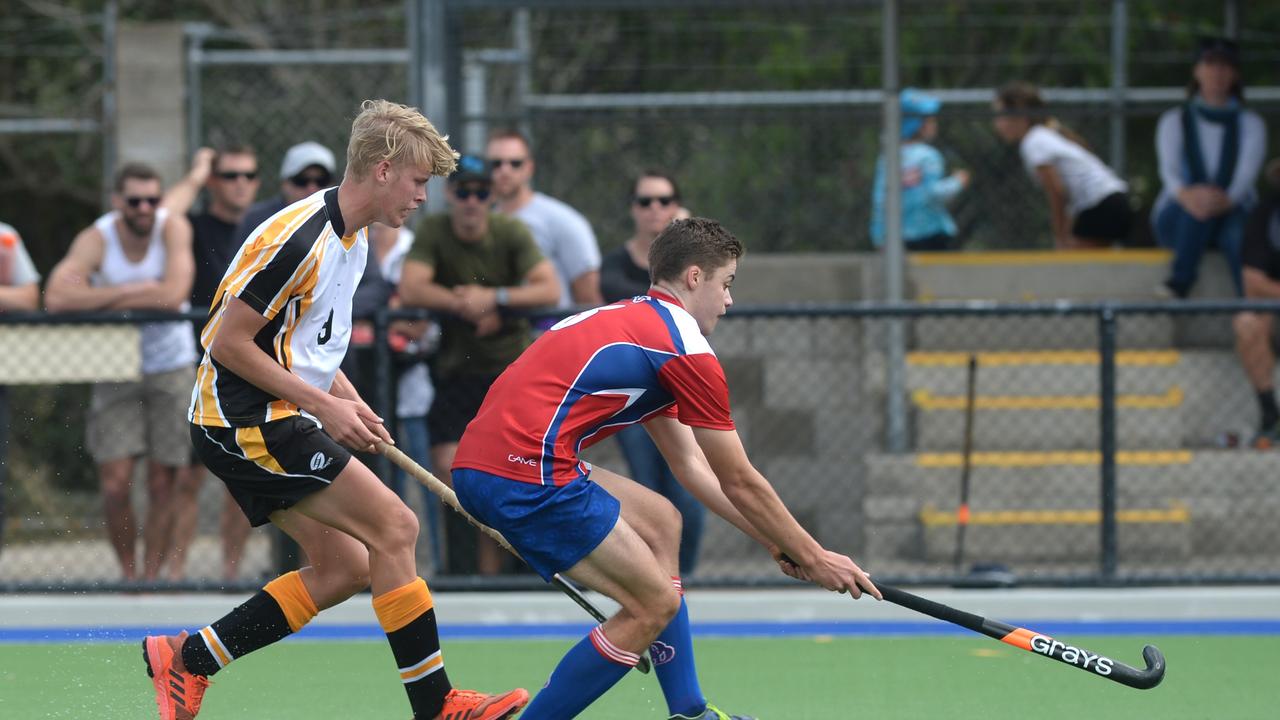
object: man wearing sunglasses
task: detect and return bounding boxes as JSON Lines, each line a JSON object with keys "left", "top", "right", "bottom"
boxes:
{"left": 45, "top": 162, "right": 197, "bottom": 583}
{"left": 234, "top": 141, "right": 336, "bottom": 246}
{"left": 164, "top": 144, "right": 261, "bottom": 313}
{"left": 487, "top": 130, "right": 603, "bottom": 318}
{"left": 160, "top": 142, "right": 262, "bottom": 582}
{"left": 399, "top": 154, "right": 560, "bottom": 575}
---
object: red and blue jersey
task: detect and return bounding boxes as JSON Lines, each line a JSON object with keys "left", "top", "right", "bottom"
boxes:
{"left": 453, "top": 290, "right": 734, "bottom": 486}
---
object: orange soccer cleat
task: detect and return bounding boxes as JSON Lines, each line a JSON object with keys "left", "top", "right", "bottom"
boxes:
{"left": 143, "top": 631, "right": 211, "bottom": 720}
{"left": 433, "top": 687, "right": 530, "bottom": 720}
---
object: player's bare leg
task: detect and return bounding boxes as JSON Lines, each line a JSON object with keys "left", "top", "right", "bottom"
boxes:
{"left": 99, "top": 457, "right": 138, "bottom": 580}
{"left": 588, "top": 466, "right": 746, "bottom": 720}
{"left": 288, "top": 458, "right": 527, "bottom": 719}
{"left": 515, "top": 516, "right": 677, "bottom": 719}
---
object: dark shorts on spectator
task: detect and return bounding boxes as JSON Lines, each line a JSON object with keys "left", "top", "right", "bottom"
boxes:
{"left": 427, "top": 374, "right": 500, "bottom": 445}
{"left": 1073, "top": 192, "right": 1132, "bottom": 242}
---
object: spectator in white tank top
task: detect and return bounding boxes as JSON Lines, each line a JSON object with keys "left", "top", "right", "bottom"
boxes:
{"left": 45, "top": 162, "right": 196, "bottom": 582}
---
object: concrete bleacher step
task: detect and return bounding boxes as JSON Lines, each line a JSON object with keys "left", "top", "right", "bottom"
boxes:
{"left": 865, "top": 449, "right": 1280, "bottom": 495}
{"left": 860, "top": 450, "right": 1280, "bottom": 564}
{"left": 916, "top": 506, "right": 1192, "bottom": 563}
{"left": 895, "top": 349, "right": 1259, "bottom": 450}
{"left": 910, "top": 315, "right": 1174, "bottom": 351}
{"left": 905, "top": 350, "right": 1181, "bottom": 395}
{"left": 916, "top": 386, "right": 1182, "bottom": 448}
{"left": 905, "top": 249, "right": 1241, "bottom": 349}
{"left": 907, "top": 248, "right": 1173, "bottom": 302}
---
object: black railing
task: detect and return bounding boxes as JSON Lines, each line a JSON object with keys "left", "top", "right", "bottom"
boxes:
{"left": 3, "top": 299, "right": 1280, "bottom": 592}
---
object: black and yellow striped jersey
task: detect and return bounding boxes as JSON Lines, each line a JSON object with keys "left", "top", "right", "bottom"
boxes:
{"left": 189, "top": 188, "right": 367, "bottom": 428}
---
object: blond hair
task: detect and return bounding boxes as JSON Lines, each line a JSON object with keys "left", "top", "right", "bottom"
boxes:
{"left": 346, "top": 99, "right": 458, "bottom": 180}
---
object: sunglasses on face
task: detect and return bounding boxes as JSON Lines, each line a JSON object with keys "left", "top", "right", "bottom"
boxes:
{"left": 634, "top": 195, "right": 676, "bottom": 208}
{"left": 217, "top": 170, "right": 258, "bottom": 181}
{"left": 289, "top": 174, "right": 331, "bottom": 188}
{"left": 488, "top": 158, "right": 526, "bottom": 170}
{"left": 125, "top": 196, "right": 161, "bottom": 209}
{"left": 454, "top": 187, "right": 492, "bottom": 202}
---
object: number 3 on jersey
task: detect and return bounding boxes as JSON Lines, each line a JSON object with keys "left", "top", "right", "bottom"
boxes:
{"left": 549, "top": 300, "right": 638, "bottom": 331}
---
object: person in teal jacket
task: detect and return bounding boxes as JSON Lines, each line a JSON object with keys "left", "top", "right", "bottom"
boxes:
{"left": 870, "top": 88, "right": 970, "bottom": 250}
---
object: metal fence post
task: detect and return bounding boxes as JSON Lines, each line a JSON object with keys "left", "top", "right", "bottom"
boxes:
{"left": 1098, "top": 306, "right": 1119, "bottom": 580}
{"left": 101, "top": 0, "right": 118, "bottom": 212}
{"left": 1108, "top": 0, "right": 1128, "bottom": 176}
{"left": 882, "top": 0, "right": 908, "bottom": 453}
{"left": 372, "top": 307, "right": 394, "bottom": 484}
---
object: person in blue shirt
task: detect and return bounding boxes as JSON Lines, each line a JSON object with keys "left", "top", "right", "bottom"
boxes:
{"left": 870, "top": 88, "right": 970, "bottom": 251}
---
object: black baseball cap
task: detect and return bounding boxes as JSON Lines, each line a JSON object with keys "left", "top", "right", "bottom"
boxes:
{"left": 449, "top": 154, "right": 491, "bottom": 184}
{"left": 1196, "top": 36, "right": 1239, "bottom": 67}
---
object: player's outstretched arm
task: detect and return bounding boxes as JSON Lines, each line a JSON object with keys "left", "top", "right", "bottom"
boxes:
{"left": 646, "top": 416, "right": 774, "bottom": 546}
{"left": 692, "top": 425, "right": 881, "bottom": 600}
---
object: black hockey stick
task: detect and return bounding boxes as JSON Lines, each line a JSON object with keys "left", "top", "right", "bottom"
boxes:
{"left": 379, "top": 441, "right": 652, "bottom": 674}
{"left": 953, "top": 353, "right": 978, "bottom": 573}
{"left": 878, "top": 584, "right": 1165, "bottom": 690}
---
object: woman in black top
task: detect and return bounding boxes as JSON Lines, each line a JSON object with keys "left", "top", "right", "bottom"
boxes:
{"left": 598, "top": 171, "right": 705, "bottom": 574}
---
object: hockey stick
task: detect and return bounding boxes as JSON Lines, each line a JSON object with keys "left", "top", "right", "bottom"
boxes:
{"left": 877, "top": 584, "right": 1165, "bottom": 689}
{"left": 378, "top": 441, "right": 652, "bottom": 674}
{"left": 777, "top": 553, "right": 1163, "bottom": 689}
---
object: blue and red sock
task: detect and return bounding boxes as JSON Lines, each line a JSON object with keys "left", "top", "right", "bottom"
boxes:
{"left": 652, "top": 577, "right": 706, "bottom": 717}
{"left": 520, "top": 625, "right": 638, "bottom": 719}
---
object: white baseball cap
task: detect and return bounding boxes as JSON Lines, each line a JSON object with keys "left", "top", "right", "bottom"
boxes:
{"left": 279, "top": 141, "right": 336, "bottom": 180}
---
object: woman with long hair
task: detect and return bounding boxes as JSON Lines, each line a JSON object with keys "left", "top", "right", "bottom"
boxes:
{"left": 993, "top": 81, "right": 1131, "bottom": 249}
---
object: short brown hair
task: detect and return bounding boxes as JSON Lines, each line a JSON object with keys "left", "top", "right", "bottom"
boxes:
{"left": 113, "top": 162, "right": 161, "bottom": 192}
{"left": 487, "top": 128, "right": 533, "bottom": 156}
{"left": 346, "top": 99, "right": 458, "bottom": 179}
{"left": 648, "top": 217, "right": 743, "bottom": 285}
{"left": 214, "top": 142, "right": 257, "bottom": 171}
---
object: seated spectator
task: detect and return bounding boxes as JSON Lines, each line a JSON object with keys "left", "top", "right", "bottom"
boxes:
{"left": 1231, "top": 158, "right": 1280, "bottom": 448}
{"left": 599, "top": 170, "right": 705, "bottom": 574}
{"left": 234, "top": 141, "right": 336, "bottom": 244}
{"left": 993, "top": 81, "right": 1131, "bottom": 249}
{"left": 1153, "top": 37, "right": 1267, "bottom": 298}
{"left": 870, "top": 89, "right": 970, "bottom": 251}
{"left": 398, "top": 154, "right": 560, "bottom": 574}
{"left": 44, "top": 163, "right": 197, "bottom": 581}
{"left": 161, "top": 144, "right": 262, "bottom": 581}
{"left": 487, "top": 129, "right": 602, "bottom": 318}
{"left": 0, "top": 220, "right": 41, "bottom": 557}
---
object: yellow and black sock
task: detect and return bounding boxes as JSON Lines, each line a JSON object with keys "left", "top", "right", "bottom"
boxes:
{"left": 373, "top": 578, "right": 452, "bottom": 720}
{"left": 180, "top": 570, "right": 319, "bottom": 677}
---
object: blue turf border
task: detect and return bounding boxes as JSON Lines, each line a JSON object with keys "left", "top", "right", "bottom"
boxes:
{"left": 4, "top": 619, "right": 1280, "bottom": 644}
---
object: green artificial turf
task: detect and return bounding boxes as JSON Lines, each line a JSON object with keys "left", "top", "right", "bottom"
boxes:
{"left": 1, "top": 635, "right": 1275, "bottom": 719}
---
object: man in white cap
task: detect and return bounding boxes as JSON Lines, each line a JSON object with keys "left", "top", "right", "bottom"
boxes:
{"left": 234, "top": 141, "right": 336, "bottom": 244}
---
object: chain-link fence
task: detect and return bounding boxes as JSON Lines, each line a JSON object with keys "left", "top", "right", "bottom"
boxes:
{"left": 179, "top": 1, "right": 1280, "bottom": 256}
{"left": 4, "top": 302, "right": 1280, "bottom": 591}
